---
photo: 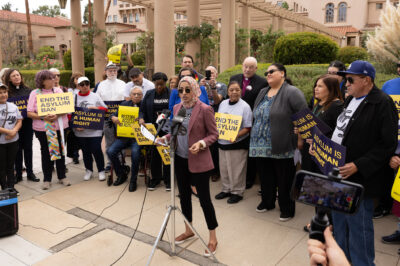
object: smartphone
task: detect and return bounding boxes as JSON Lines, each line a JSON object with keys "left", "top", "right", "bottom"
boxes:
{"left": 205, "top": 70, "right": 211, "bottom": 80}
{"left": 291, "top": 170, "right": 364, "bottom": 214}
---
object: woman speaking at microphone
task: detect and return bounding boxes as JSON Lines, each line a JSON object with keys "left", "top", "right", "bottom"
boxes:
{"left": 159, "top": 76, "right": 219, "bottom": 256}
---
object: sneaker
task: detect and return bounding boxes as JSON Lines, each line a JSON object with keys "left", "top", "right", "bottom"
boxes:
{"left": 84, "top": 170, "right": 93, "bottom": 181}
{"left": 98, "top": 171, "right": 106, "bottom": 181}
{"left": 373, "top": 207, "right": 390, "bottom": 219}
{"left": 165, "top": 183, "right": 171, "bottom": 191}
{"left": 279, "top": 213, "right": 293, "bottom": 222}
{"left": 147, "top": 179, "right": 159, "bottom": 191}
{"left": 42, "top": 182, "right": 51, "bottom": 190}
{"left": 382, "top": 231, "right": 400, "bottom": 244}
{"left": 256, "top": 202, "right": 268, "bottom": 213}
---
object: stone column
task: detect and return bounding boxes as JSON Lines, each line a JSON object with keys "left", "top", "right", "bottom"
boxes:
{"left": 220, "top": 0, "right": 235, "bottom": 72}
{"left": 146, "top": 7, "right": 154, "bottom": 32}
{"left": 70, "top": 0, "right": 85, "bottom": 74}
{"left": 240, "top": 4, "right": 250, "bottom": 57}
{"left": 154, "top": 0, "right": 175, "bottom": 77}
{"left": 185, "top": 0, "right": 200, "bottom": 63}
{"left": 93, "top": 0, "right": 107, "bottom": 83}
{"left": 0, "top": 42, "right": 2, "bottom": 69}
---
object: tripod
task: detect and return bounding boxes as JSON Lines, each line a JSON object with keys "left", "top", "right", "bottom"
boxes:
{"left": 146, "top": 131, "right": 219, "bottom": 265}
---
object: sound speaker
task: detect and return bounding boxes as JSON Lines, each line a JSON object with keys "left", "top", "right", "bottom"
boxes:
{"left": 0, "top": 188, "right": 19, "bottom": 237}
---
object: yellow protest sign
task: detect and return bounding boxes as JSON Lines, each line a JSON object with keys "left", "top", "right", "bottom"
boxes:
{"left": 132, "top": 123, "right": 157, "bottom": 145}
{"left": 116, "top": 106, "right": 139, "bottom": 138}
{"left": 107, "top": 44, "right": 124, "bottom": 64}
{"left": 157, "top": 146, "right": 171, "bottom": 165}
{"left": 390, "top": 95, "right": 400, "bottom": 118}
{"left": 37, "top": 92, "right": 74, "bottom": 116}
{"left": 392, "top": 168, "right": 400, "bottom": 202}
{"left": 215, "top": 113, "right": 242, "bottom": 141}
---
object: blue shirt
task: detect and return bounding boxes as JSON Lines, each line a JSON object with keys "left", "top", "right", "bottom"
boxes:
{"left": 382, "top": 77, "right": 400, "bottom": 95}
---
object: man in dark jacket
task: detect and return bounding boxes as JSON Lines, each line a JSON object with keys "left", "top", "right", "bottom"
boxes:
{"left": 107, "top": 86, "right": 143, "bottom": 192}
{"left": 230, "top": 57, "right": 268, "bottom": 189}
{"left": 331, "top": 61, "right": 398, "bottom": 265}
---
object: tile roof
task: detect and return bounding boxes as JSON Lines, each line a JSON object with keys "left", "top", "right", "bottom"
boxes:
{"left": 117, "top": 28, "right": 144, "bottom": 33}
{"left": 329, "top": 26, "right": 361, "bottom": 35}
{"left": 0, "top": 10, "right": 70, "bottom": 27}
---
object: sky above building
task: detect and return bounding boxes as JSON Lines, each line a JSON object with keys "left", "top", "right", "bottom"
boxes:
{"left": 0, "top": 0, "right": 89, "bottom": 19}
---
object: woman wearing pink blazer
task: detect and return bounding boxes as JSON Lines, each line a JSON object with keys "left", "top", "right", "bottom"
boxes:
{"left": 161, "top": 76, "right": 219, "bottom": 256}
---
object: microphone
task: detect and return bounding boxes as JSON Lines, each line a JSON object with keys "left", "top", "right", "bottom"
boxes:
{"left": 155, "top": 109, "right": 171, "bottom": 138}
{"left": 171, "top": 108, "right": 186, "bottom": 136}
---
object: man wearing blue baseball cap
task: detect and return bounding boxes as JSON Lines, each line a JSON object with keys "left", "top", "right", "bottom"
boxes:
{"left": 330, "top": 60, "right": 398, "bottom": 265}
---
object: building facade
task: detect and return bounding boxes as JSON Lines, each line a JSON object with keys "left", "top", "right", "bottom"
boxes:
{"left": 272, "top": 0, "right": 399, "bottom": 46}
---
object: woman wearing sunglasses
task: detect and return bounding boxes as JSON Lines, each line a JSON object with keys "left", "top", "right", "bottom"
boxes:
{"left": 73, "top": 77, "right": 108, "bottom": 182}
{"left": 159, "top": 76, "right": 219, "bottom": 256}
{"left": 4, "top": 69, "right": 39, "bottom": 183}
{"left": 250, "top": 63, "right": 307, "bottom": 221}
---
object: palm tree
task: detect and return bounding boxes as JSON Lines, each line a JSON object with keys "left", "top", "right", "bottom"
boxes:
{"left": 25, "top": 0, "right": 34, "bottom": 59}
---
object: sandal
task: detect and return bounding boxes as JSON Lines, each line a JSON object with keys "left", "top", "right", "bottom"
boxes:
{"left": 204, "top": 242, "right": 218, "bottom": 257}
{"left": 175, "top": 232, "right": 195, "bottom": 244}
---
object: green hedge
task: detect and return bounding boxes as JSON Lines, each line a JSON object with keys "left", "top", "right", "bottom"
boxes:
{"left": 337, "top": 46, "right": 369, "bottom": 64}
{"left": 273, "top": 32, "right": 339, "bottom": 65}
{"left": 217, "top": 63, "right": 398, "bottom": 102}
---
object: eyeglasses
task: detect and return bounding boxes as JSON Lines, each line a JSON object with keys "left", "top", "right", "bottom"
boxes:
{"left": 264, "top": 69, "right": 279, "bottom": 76}
{"left": 79, "top": 81, "right": 90, "bottom": 87}
{"left": 347, "top": 76, "right": 366, "bottom": 84}
{"left": 178, "top": 88, "right": 191, "bottom": 94}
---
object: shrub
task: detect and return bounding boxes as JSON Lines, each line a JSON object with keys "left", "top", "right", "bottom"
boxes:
{"left": 63, "top": 50, "right": 72, "bottom": 70}
{"left": 131, "top": 51, "right": 145, "bottom": 66}
{"left": 337, "top": 46, "right": 368, "bottom": 64}
{"left": 273, "top": 32, "right": 339, "bottom": 65}
{"left": 36, "top": 46, "right": 56, "bottom": 60}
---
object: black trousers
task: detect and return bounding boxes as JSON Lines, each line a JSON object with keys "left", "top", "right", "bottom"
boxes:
{"left": 175, "top": 155, "right": 218, "bottom": 230}
{"left": 66, "top": 127, "right": 80, "bottom": 158}
{"left": 34, "top": 130, "right": 66, "bottom": 182}
{"left": 0, "top": 141, "right": 18, "bottom": 190}
{"left": 257, "top": 157, "right": 296, "bottom": 216}
{"left": 246, "top": 156, "right": 257, "bottom": 186}
{"left": 150, "top": 146, "right": 170, "bottom": 185}
{"left": 210, "top": 142, "right": 219, "bottom": 176}
{"left": 15, "top": 119, "right": 33, "bottom": 176}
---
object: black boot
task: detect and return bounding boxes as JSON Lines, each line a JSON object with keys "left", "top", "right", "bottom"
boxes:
{"left": 113, "top": 173, "right": 127, "bottom": 186}
{"left": 129, "top": 182, "right": 137, "bottom": 192}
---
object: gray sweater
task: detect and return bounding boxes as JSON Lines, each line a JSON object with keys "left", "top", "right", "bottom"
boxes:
{"left": 253, "top": 81, "right": 307, "bottom": 154}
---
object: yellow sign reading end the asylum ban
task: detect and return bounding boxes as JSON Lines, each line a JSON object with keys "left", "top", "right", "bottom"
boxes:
{"left": 132, "top": 123, "right": 157, "bottom": 145}
{"left": 157, "top": 146, "right": 171, "bottom": 165}
{"left": 390, "top": 95, "right": 400, "bottom": 119}
{"left": 37, "top": 92, "right": 74, "bottom": 116}
{"left": 392, "top": 168, "right": 400, "bottom": 202}
{"left": 215, "top": 112, "right": 242, "bottom": 141}
{"left": 116, "top": 106, "right": 139, "bottom": 138}
{"left": 107, "top": 44, "right": 124, "bottom": 64}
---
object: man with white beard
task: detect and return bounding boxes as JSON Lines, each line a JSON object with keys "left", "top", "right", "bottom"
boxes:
{"left": 96, "top": 62, "right": 126, "bottom": 171}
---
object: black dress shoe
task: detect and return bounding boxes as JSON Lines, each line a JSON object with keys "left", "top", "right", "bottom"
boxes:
{"left": 73, "top": 157, "right": 79, "bottom": 164}
{"left": 129, "top": 182, "right": 137, "bottom": 192}
{"left": 215, "top": 192, "right": 231, "bottom": 200}
{"left": 15, "top": 175, "right": 23, "bottom": 183}
{"left": 27, "top": 174, "right": 40, "bottom": 182}
{"left": 227, "top": 194, "right": 243, "bottom": 204}
{"left": 113, "top": 174, "right": 127, "bottom": 186}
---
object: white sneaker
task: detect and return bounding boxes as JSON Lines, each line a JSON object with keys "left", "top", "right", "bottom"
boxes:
{"left": 98, "top": 171, "right": 106, "bottom": 181}
{"left": 84, "top": 169, "right": 93, "bottom": 181}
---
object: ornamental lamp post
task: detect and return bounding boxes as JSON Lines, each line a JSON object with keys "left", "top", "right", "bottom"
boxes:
{"left": 58, "top": 0, "right": 67, "bottom": 9}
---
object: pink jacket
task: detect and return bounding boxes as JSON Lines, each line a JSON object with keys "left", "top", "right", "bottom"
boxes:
{"left": 173, "top": 101, "right": 218, "bottom": 173}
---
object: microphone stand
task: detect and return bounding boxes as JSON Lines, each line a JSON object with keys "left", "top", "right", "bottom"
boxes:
{"left": 146, "top": 123, "right": 219, "bottom": 265}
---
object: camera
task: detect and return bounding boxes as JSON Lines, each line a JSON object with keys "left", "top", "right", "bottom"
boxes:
{"left": 205, "top": 70, "right": 211, "bottom": 80}
{"left": 291, "top": 169, "right": 364, "bottom": 242}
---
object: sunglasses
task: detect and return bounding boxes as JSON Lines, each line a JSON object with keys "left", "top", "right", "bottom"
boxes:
{"left": 264, "top": 69, "right": 279, "bottom": 76}
{"left": 346, "top": 76, "right": 365, "bottom": 84}
{"left": 79, "top": 81, "right": 90, "bottom": 87}
{"left": 178, "top": 88, "right": 191, "bottom": 94}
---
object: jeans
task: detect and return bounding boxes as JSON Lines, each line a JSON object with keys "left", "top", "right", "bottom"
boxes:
{"left": 332, "top": 198, "right": 375, "bottom": 266}
{"left": 15, "top": 119, "right": 33, "bottom": 176}
{"left": 77, "top": 136, "right": 104, "bottom": 172}
{"left": 0, "top": 141, "right": 18, "bottom": 189}
{"left": 34, "top": 130, "right": 66, "bottom": 182}
{"left": 107, "top": 138, "right": 141, "bottom": 183}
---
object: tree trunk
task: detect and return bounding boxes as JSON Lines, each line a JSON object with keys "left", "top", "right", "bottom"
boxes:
{"left": 104, "top": 0, "right": 111, "bottom": 21}
{"left": 25, "top": 0, "right": 34, "bottom": 59}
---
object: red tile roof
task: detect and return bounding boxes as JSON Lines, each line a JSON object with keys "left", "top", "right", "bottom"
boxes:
{"left": 0, "top": 10, "right": 70, "bottom": 27}
{"left": 329, "top": 26, "right": 361, "bottom": 35}
{"left": 117, "top": 28, "right": 144, "bottom": 33}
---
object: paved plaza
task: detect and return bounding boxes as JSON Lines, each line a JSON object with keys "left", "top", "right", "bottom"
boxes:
{"left": 0, "top": 139, "right": 399, "bottom": 265}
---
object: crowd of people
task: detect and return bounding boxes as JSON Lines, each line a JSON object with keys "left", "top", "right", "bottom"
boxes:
{"left": 1, "top": 54, "right": 400, "bottom": 263}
